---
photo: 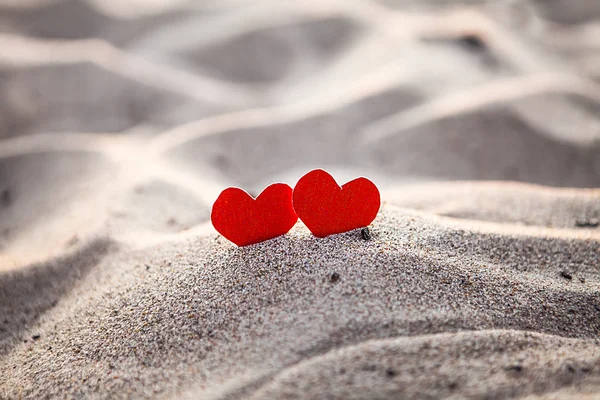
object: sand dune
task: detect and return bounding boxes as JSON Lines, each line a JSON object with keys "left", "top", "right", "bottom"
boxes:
{"left": 386, "top": 181, "right": 600, "bottom": 228}
{"left": 1, "top": 205, "right": 599, "bottom": 399}
{"left": 0, "top": 0, "right": 599, "bottom": 399}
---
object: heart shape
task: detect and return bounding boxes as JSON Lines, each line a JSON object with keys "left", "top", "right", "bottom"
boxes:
{"left": 293, "top": 169, "right": 380, "bottom": 238}
{"left": 211, "top": 183, "right": 298, "bottom": 246}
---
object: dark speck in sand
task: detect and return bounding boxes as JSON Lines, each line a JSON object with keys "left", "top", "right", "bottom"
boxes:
{"left": 560, "top": 270, "right": 573, "bottom": 280}
{"left": 166, "top": 217, "right": 177, "bottom": 226}
{"left": 330, "top": 272, "right": 340, "bottom": 283}
{"left": 459, "top": 34, "right": 487, "bottom": 51}
{"left": 65, "top": 235, "right": 79, "bottom": 247}
{"left": 1, "top": 189, "right": 11, "bottom": 208}
{"left": 361, "top": 227, "right": 371, "bottom": 241}
{"left": 385, "top": 367, "right": 396, "bottom": 377}
{"left": 504, "top": 364, "right": 523, "bottom": 373}
{"left": 32, "top": 334, "right": 41, "bottom": 340}
{"left": 575, "top": 218, "right": 599, "bottom": 228}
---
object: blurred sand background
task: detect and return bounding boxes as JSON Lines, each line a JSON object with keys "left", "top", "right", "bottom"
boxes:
{"left": 0, "top": 0, "right": 599, "bottom": 398}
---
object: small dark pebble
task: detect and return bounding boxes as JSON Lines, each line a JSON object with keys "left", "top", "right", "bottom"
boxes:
{"left": 459, "top": 34, "right": 487, "bottom": 51}
{"left": 166, "top": 217, "right": 177, "bottom": 226}
{"left": 579, "top": 277, "right": 586, "bottom": 283}
{"left": 145, "top": 264, "right": 151, "bottom": 271}
{"left": 32, "top": 334, "right": 40, "bottom": 340}
{"left": 448, "top": 381, "right": 458, "bottom": 390}
{"left": 330, "top": 272, "right": 340, "bottom": 283}
{"left": 361, "top": 227, "right": 371, "bottom": 241}
{"left": 575, "top": 218, "right": 599, "bottom": 228}
{"left": 505, "top": 364, "right": 523, "bottom": 373}
{"left": 0, "top": 190, "right": 11, "bottom": 207}
{"left": 65, "top": 235, "right": 79, "bottom": 247}
{"left": 386, "top": 367, "right": 396, "bottom": 377}
{"left": 560, "top": 271, "right": 573, "bottom": 280}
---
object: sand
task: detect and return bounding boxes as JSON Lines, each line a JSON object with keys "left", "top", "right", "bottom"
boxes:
{"left": 0, "top": 0, "right": 600, "bottom": 399}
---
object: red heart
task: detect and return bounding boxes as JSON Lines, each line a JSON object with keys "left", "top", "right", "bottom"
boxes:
{"left": 211, "top": 183, "right": 298, "bottom": 246}
{"left": 293, "top": 169, "right": 380, "bottom": 238}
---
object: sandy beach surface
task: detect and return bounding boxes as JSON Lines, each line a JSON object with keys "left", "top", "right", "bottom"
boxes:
{"left": 0, "top": 0, "right": 599, "bottom": 398}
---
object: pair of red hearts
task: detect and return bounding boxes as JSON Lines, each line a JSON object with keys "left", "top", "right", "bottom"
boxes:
{"left": 211, "top": 169, "right": 380, "bottom": 246}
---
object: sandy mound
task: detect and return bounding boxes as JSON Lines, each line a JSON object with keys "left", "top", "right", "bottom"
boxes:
{"left": 1, "top": 202, "right": 600, "bottom": 398}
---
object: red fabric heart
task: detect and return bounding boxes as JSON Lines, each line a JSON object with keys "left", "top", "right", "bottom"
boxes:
{"left": 211, "top": 183, "right": 298, "bottom": 246}
{"left": 293, "top": 169, "right": 380, "bottom": 238}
